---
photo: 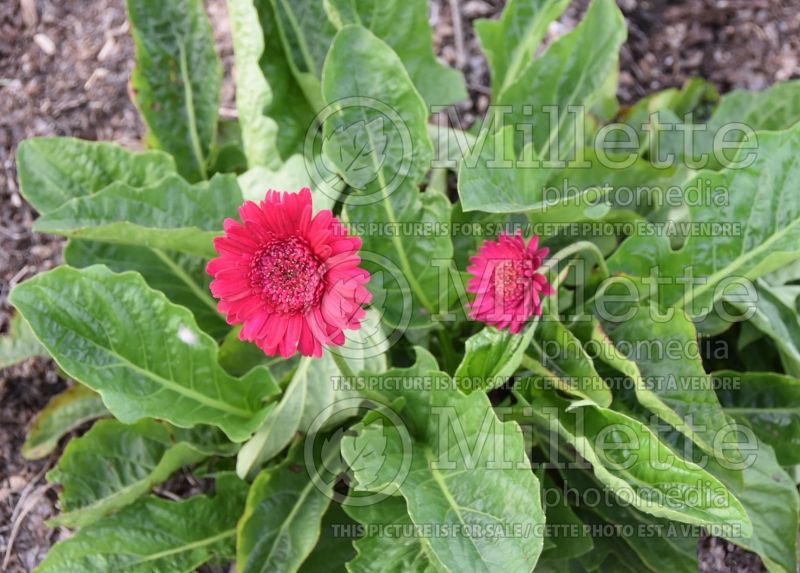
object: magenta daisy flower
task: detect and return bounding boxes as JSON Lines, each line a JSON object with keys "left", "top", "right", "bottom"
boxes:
{"left": 466, "top": 232, "right": 554, "bottom": 333}
{"left": 207, "top": 188, "right": 371, "bottom": 358}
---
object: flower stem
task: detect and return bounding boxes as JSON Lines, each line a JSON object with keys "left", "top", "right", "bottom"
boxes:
{"left": 330, "top": 350, "right": 356, "bottom": 380}
{"left": 544, "top": 241, "right": 610, "bottom": 281}
{"left": 437, "top": 328, "right": 459, "bottom": 373}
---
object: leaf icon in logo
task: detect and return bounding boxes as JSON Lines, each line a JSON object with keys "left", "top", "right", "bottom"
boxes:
{"left": 341, "top": 423, "right": 389, "bottom": 490}
{"left": 323, "top": 115, "right": 389, "bottom": 190}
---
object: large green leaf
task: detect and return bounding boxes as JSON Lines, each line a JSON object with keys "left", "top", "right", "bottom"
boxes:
{"left": 322, "top": 26, "right": 452, "bottom": 327}
{"left": 21, "top": 384, "right": 107, "bottom": 460}
{"left": 590, "top": 302, "right": 740, "bottom": 462}
{"left": 516, "top": 378, "right": 751, "bottom": 532}
{"left": 268, "top": 0, "right": 335, "bottom": 110}
{"left": 458, "top": 0, "right": 626, "bottom": 213}
{"left": 128, "top": 0, "right": 222, "bottom": 180}
{"left": 454, "top": 324, "right": 538, "bottom": 393}
{"left": 10, "top": 265, "right": 277, "bottom": 442}
{"left": 710, "top": 80, "right": 800, "bottom": 131}
{"left": 16, "top": 137, "right": 176, "bottom": 214}
{"left": 538, "top": 475, "right": 593, "bottom": 561}
{"left": 48, "top": 419, "right": 236, "bottom": 527}
{"left": 689, "top": 80, "right": 800, "bottom": 168}
{"left": 227, "top": 0, "right": 316, "bottom": 165}
{"left": 342, "top": 351, "right": 545, "bottom": 573}
{"left": 34, "top": 174, "right": 241, "bottom": 258}
{"left": 325, "top": 0, "right": 466, "bottom": 106}
{"left": 729, "top": 280, "right": 800, "bottom": 377}
{"left": 608, "top": 123, "right": 800, "bottom": 315}
{"left": 715, "top": 370, "right": 800, "bottom": 466}
{"left": 226, "top": 0, "right": 281, "bottom": 169}
{"left": 34, "top": 473, "right": 247, "bottom": 573}
{"left": 237, "top": 441, "right": 337, "bottom": 573}
{"left": 711, "top": 443, "right": 799, "bottom": 573}
{"left": 0, "top": 313, "right": 46, "bottom": 370}
{"left": 475, "top": 0, "right": 570, "bottom": 95}
{"left": 322, "top": 26, "right": 432, "bottom": 189}
{"left": 64, "top": 240, "right": 229, "bottom": 340}
{"left": 344, "top": 496, "right": 444, "bottom": 573}
{"left": 568, "top": 505, "right": 696, "bottom": 573}
{"left": 529, "top": 316, "right": 612, "bottom": 407}
{"left": 553, "top": 470, "right": 697, "bottom": 572}
{"left": 298, "top": 503, "right": 357, "bottom": 573}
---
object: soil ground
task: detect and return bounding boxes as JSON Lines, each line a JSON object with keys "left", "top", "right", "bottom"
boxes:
{"left": 1, "top": 0, "right": 797, "bottom": 571}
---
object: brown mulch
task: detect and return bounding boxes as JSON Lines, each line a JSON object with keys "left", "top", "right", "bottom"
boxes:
{"left": 1, "top": 0, "right": 798, "bottom": 571}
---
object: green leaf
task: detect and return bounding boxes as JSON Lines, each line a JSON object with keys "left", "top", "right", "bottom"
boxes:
{"left": 325, "top": 0, "right": 466, "bottom": 106}
{"left": 34, "top": 473, "right": 247, "bottom": 573}
{"left": 21, "top": 384, "right": 107, "bottom": 460}
{"left": 238, "top": 155, "right": 344, "bottom": 211}
{"left": 711, "top": 443, "right": 799, "bottom": 573}
{"left": 517, "top": 378, "right": 751, "bottom": 532}
{"left": 128, "top": 0, "right": 222, "bottom": 181}
{"left": 322, "top": 26, "right": 452, "bottom": 327}
{"left": 227, "top": 0, "right": 281, "bottom": 169}
{"left": 715, "top": 370, "right": 800, "bottom": 466}
{"left": 708, "top": 79, "right": 800, "bottom": 136}
{"left": 529, "top": 316, "right": 613, "bottom": 407}
{"left": 236, "top": 356, "right": 316, "bottom": 477}
{"left": 539, "top": 475, "right": 593, "bottom": 561}
{"left": 608, "top": 123, "right": 800, "bottom": 314}
{"left": 569, "top": 505, "right": 695, "bottom": 573}
{"left": 237, "top": 441, "right": 337, "bottom": 573}
{"left": 458, "top": 0, "right": 626, "bottom": 213}
{"left": 34, "top": 174, "right": 242, "bottom": 258}
{"left": 342, "top": 352, "right": 545, "bottom": 573}
{"left": 454, "top": 324, "right": 538, "bottom": 393}
{"left": 729, "top": 280, "right": 800, "bottom": 377}
{"left": 227, "top": 0, "right": 316, "bottom": 166}
{"left": 553, "top": 469, "right": 697, "bottom": 572}
{"left": 48, "top": 419, "right": 236, "bottom": 527}
{"left": 64, "top": 240, "right": 229, "bottom": 340}
{"left": 322, "top": 26, "right": 432, "bottom": 189}
{"left": 456, "top": 126, "right": 614, "bottom": 215}
{"left": 475, "top": 0, "right": 570, "bottom": 95}
{"left": 16, "top": 137, "right": 176, "bottom": 214}
{"left": 595, "top": 304, "right": 740, "bottom": 462}
{"left": 268, "top": 0, "right": 336, "bottom": 111}
{"left": 0, "top": 313, "right": 47, "bottom": 370}
{"left": 237, "top": 311, "right": 387, "bottom": 477}
{"left": 344, "top": 496, "right": 444, "bottom": 573}
{"left": 10, "top": 265, "right": 276, "bottom": 442}
{"left": 298, "top": 503, "right": 357, "bottom": 573}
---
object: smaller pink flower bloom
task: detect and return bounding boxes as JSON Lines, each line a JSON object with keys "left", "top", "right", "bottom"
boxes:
{"left": 466, "top": 232, "right": 554, "bottom": 333}
{"left": 207, "top": 188, "right": 371, "bottom": 358}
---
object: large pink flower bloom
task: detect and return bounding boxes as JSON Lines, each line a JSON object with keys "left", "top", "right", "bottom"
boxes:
{"left": 466, "top": 232, "right": 554, "bottom": 333}
{"left": 207, "top": 188, "right": 371, "bottom": 358}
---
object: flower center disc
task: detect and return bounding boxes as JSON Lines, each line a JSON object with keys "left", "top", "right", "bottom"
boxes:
{"left": 250, "top": 237, "right": 324, "bottom": 314}
{"left": 494, "top": 259, "right": 530, "bottom": 303}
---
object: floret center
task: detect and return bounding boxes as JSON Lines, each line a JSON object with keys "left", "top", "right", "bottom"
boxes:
{"left": 250, "top": 237, "right": 324, "bottom": 313}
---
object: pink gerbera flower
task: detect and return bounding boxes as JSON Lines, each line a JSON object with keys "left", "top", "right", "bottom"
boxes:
{"left": 207, "top": 188, "right": 371, "bottom": 358}
{"left": 466, "top": 232, "right": 554, "bottom": 333}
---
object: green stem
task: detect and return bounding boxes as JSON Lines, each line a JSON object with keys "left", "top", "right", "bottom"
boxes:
{"left": 543, "top": 241, "right": 610, "bottom": 281}
{"left": 329, "top": 350, "right": 356, "bottom": 380}
{"left": 520, "top": 354, "right": 553, "bottom": 378}
{"left": 437, "top": 328, "right": 458, "bottom": 373}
